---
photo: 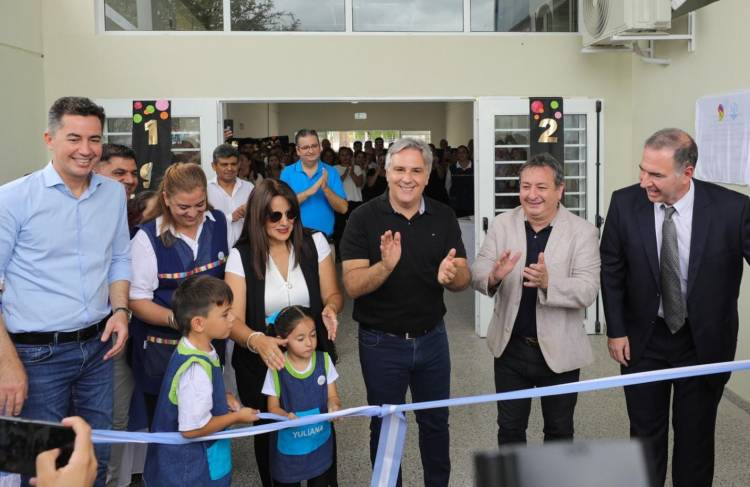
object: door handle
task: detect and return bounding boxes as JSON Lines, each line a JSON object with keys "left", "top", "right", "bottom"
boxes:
{"left": 482, "top": 217, "right": 488, "bottom": 233}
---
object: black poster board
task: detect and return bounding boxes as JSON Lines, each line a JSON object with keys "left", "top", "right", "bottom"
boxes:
{"left": 132, "top": 100, "right": 172, "bottom": 191}
{"left": 529, "top": 97, "right": 564, "bottom": 163}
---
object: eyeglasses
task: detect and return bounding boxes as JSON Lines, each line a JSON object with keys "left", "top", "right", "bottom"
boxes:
{"left": 267, "top": 209, "right": 298, "bottom": 223}
{"left": 297, "top": 143, "right": 320, "bottom": 152}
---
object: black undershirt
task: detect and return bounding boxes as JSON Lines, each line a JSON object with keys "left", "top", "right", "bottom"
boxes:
{"left": 512, "top": 221, "right": 553, "bottom": 338}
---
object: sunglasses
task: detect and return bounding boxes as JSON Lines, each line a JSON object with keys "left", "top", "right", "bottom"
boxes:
{"left": 267, "top": 209, "right": 298, "bottom": 223}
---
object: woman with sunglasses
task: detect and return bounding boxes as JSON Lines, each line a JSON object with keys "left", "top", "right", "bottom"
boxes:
{"left": 224, "top": 178, "right": 343, "bottom": 486}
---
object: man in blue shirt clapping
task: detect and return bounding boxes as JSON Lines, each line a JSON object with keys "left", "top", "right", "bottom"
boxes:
{"left": 281, "top": 129, "right": 348, "bottom": 238}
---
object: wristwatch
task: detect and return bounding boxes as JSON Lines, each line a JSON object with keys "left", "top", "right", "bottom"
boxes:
{"left": 113, "top": 307, "right": 133, "bottom": 321}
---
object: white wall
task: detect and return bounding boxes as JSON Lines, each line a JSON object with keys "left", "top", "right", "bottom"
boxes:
{"left": 0, "top": 0, "right": 46, "bottom": 183}
{"left": 224, "top": 103, "right": 280, "bottom": 137}
{"left": 628, "top": 0, "right": 750, "bottom": 401}
{"left": 276, "top": 102, "right": 449, "bottom": 142}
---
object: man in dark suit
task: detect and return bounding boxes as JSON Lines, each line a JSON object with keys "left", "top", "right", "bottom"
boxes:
{"left": 601, "top": 128, "right": 750, "bottom": 487}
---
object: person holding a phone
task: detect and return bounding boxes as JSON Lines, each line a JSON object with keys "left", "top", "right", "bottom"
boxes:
{"left": 33, "top": 417, "right": 98, "bottom": 487}
{"left": 0, "top": 97, "right": 131, "bottom": 487}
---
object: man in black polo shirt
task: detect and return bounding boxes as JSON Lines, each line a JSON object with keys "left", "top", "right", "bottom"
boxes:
{"left": 341, "top": 138, "right": 470, "bottom": 487}
{"left": 471, "top": 153, "right": 599, "bottom": 446}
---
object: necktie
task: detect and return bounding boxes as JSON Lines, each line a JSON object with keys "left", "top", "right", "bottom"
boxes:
{"left": 660, "top": 205, "right": 685, "bottom": 333}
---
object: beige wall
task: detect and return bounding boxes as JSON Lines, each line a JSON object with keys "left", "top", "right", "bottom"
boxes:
{"left": 445, "top": 102, "right": 474, "bottom": 146}
{"left": 277, "top": 102, "right": 449, "bottom": 141}
{"left": 0, "top": 0, "right": 46, "bottom": 183}
{"left": 224, "top": 102, "right": 280, "bottom": 138}
{"left": 628, "top": 0, "right": 750, "bottom": 400}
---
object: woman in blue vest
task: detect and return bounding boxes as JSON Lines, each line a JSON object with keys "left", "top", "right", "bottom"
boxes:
{"left": 224, "top": 178, "right": 343, "bottom": 486}
{"left": 129, "top": 162, "right": 233, "bottom": 426}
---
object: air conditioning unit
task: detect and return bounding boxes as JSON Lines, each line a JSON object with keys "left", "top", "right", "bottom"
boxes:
{"left": 581, "top": 0, "right": 672, "bottom": 47}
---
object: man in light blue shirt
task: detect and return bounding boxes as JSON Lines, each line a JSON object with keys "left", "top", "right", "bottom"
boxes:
{"left": 0, "top": 97, "right": 131, "bottom": 487}
{"left": 281, "top": 129, "right": 348, "bottom": 236}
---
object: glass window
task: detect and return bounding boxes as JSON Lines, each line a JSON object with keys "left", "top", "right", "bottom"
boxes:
{"left": 104, "top": 0, "right": 223, "bottom": 31}
{"left": 231, "top": 0, "right": 345, "bottom": 31}
{"left": 104, "top": 116, "right": 201, "bottom": 164}
{"left": 472, "top": 0, "right": 577, "bottom": 32}
{"left": 354, "top": 0, "right": 463, "bottom": 32}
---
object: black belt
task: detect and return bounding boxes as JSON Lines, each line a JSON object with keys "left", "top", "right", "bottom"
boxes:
{"left": 362, "top": 325, "right": 432, "bottom": 340}
{"left": 10, "top": 317, "right": 108, "bottom": 345}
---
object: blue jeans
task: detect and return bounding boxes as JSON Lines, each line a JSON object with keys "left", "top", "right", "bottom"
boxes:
{"left": 16, "top": 333, "right": 113, "bottom": 487}
{"left": 358, "top": 321, "right": 451, "bottom": 487}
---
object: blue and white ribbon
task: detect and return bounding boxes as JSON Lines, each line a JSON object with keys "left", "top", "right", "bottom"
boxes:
{"left": 89, "top": 360, "right": 750, "bottom": 487}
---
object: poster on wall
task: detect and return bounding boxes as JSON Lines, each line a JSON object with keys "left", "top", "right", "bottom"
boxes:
{"left": 529, "top": 97, "right": 564, "bottom": 164}
{"left": 132, "top": 100, "right": 172, "bottom": 191}
{"left": 695, "top": 91, "right": 750, "bottom": 186}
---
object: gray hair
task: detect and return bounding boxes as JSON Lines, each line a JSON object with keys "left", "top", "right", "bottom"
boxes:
{"left": 518, "top": 152, "right": 565, "bottom": 187}
{"left": 644, "top": 128, "right": 698, "bottom": 170}
{"left": 48, "top": 97, "right": 105, "bottom": 135}
{"left": 385, "top": 138, "right": 433, "bottom": 173}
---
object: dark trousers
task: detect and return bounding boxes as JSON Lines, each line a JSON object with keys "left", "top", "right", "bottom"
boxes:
{"left": 358, "top": 321, "right": 451, "bottom": 487}
{"left": 623, "top": 319, "right": 724, "bottom": 487}
{"left": 272, "top": 462, "right": 336, "bottom": 487}
{"left": 494, "top": 335, "right": 580, "bottom": 445}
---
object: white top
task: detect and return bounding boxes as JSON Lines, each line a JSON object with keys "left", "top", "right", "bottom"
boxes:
{"left": 177, "top": 337, "right": 220, "bottom": 432}
{"left": 335, "top": 165, "right": 363, "bottom": 202}
{"left": 653, "top": 180, "right": 694, "bottom": 317}
{"left": 207, "top": 177, "right": 254, "bottom": 247}
{"left": 129, "top": 212, "right": 233, "bottom": 300}
{"left": 261, "top": 352, "right": 339, "bottom": 397}
{"left": 225, "top": 233, "right": 330, "bottom": 316}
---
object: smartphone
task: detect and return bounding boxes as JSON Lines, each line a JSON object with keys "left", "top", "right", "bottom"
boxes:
{"left": 0, "top": 416, "right": 75, "bottom": 476}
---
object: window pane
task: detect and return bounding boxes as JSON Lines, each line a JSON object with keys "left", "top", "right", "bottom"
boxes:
{"left": 105, "top": 0, "right": 223, "bottom": 31}
{"left": 231, "top": 0, "right": 344, "bottom": 31}
{"left": 107, "top": 134, "right": 133, "bottom": 146}
{"left": 107, "top": 118, "right": 133, "bottom": 134}
{"left": 472, "top": 0, "right": 577, "bottom": 32}
{"left": 354, "top": 0, "right": 463, "bottom": 32}
{"left": 171, "top": 117, "right": 201, "bottom": 133}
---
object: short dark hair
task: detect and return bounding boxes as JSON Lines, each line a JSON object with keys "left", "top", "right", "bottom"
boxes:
{"left": 518, "top": 152, "right": 565, "bottom": 187}
{"left": 48, "top": 97, "right": 105, "bottom": 135}
{"left": 644, "top": 128, "right": 698, "bottom": 170}
{"left": 294, "top": 129, "right": 319, "bottom": 145}
{"left": 212, "top": 143, "right": 239, "bottom": 162}
{"left": 101, "top": 144, "right": 136, "bottom": 164}
{"left": 172, "top": 275, "right": 233, "bottom": 336}
{"left": 274, "top": 305, "right": 314, "bottom": 339}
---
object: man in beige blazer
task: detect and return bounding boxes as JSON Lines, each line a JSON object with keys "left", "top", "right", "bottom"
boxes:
{"left": 472, "top": 153, "right": 599, "bottom": 446}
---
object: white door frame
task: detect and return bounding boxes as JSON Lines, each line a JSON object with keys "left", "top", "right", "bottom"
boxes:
{"left": 474, "top": 96, "right": 604, "bottom": 337}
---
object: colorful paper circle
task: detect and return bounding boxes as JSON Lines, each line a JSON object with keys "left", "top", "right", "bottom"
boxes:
{"left": 160, "top": 111, "right": 169, "bottom": 120}
{"left": 133, "top": 101, "right": 142, "bottom": 110}
{"left": 533, "top": 114, "right": 540, "bottom": 120}
{"left": 718, "top": 104, "right": 725, "bottom": 121}
{"left": 550, "top": 100, "right": 560, "bottom": 110}
{"left": 554, "top": 111, "right": 562, "bottom": 119}
{"left": 133, "top": 114, "right": 143, "bottom": 124}
{"left": 155, "top": 99, "right": 169, "bottom": 111}
{"left": 531, "top": 100, "right": 545, "bottom": 114}
{"left": 144, "top": 105, "right": 155, "bottom": 115}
